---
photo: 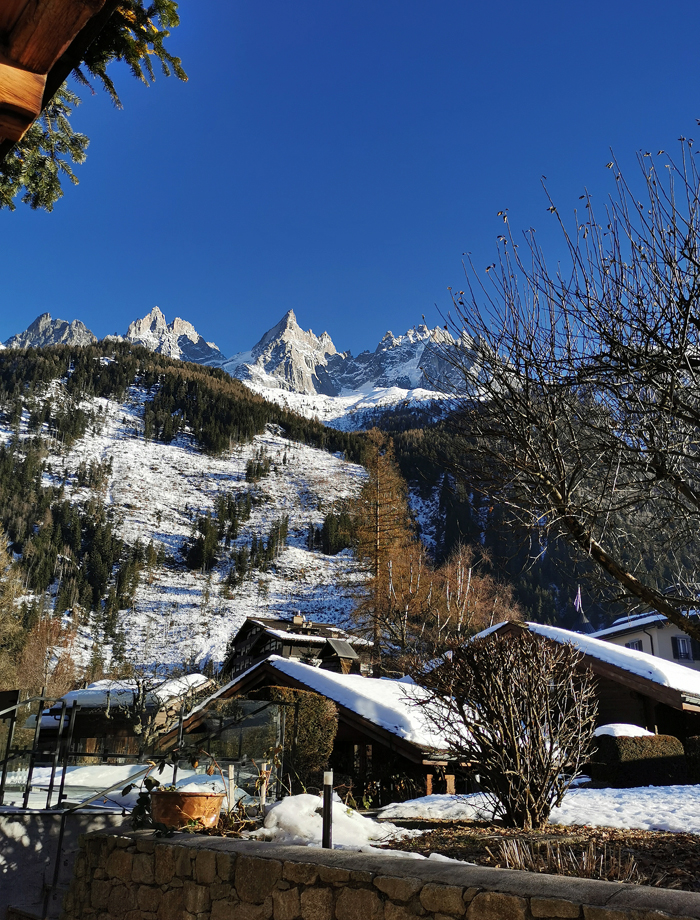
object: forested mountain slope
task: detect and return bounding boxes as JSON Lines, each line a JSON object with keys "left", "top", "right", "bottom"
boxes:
{"left": 0, "top": 343, "right": 366, "bottom": 676}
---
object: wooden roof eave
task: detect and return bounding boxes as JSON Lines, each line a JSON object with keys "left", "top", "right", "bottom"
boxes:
{"left": 0, "top": 0, "right": 119, "bottom": 158}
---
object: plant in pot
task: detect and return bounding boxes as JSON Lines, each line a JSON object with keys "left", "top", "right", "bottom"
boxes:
{"left": 123, "top": 751, "right": 226, "bottom": 833}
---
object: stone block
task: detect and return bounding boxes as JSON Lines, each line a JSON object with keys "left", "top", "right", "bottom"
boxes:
{"left": 108, "top": 883, "right": 137, "bottom": 916}
{"left": 217, "top": 850, "right": 236, "bottom": 882}
{"left": 236, "top": 855, "right": 283, "bottom": 903}
{"left": 374, "top": 876, "right": 423, "bottom": 902}
{"left": 105, "top": 848, "right": 133, "bottom": 882}
{"left": 137, "top": 885, "right": 163, "bottom": 913}
{"left": 74, "top": 854, "right": 87, "bottom": 878}
{"left": 336, "top": 886, "right": 383, "bottom": 920}
{"left": 90, "top": 879, "right": 111, "bottom": 910}
{"left": 284, "top": 862, "right": 319, "bottom": 886}
{"left": 212, "top": 902, "right": 240, "bottom": 920}
{"left": 184, "top": 879, "right": 212, "bottom": 914}
{"left": 300, "top": 887, "right": 334, "bottom": 920}
{"left": 211, "top": 882, "right": 234, "bottom": 900}
{"left": 420, "top": 884, "right": 466, "bottom": 917}
{"left": 532, "top": 897, "right": 581, "bottom": 918}
{"left": 463, "top": 889, "right": 480, "bottom": 905}
{"left": 157, "top": 887, "right": 184, "bottom": 920}
{"left": 115, "top": 836, "right": 132, "bottom": 848}
{"left": 155, "top": 844, "right": 177, "bottom": 885}
{"left": 582, "top": 911, "right": 635, "bottom": 920}
{"left": 385, "top": 903, "right": 423, "bottom": 920}
{"left": 273, "top": 885, "right": 301, "bottom": 920}
{"left": 466, "top": 892, "right": 528, "bottom": 920}
{"left": 132, "top": 852, "right": 155, "bottom": 884}
{"left": 351, "top": 870, "right": 374, "bottom": 884}
{"left": 196, "top": 848, "right": 218, "bottom": 884}
{"left": 231, "top": 899, "right": 274, "bottom": 920}
{"left": 174, "top": 845, "right": 193, "bottom": 878}
{"left": 319, "top": 865, "right": 351, "bottom": 884}
{"left": 137, "top": 838, "right": 156, "bottom": 854}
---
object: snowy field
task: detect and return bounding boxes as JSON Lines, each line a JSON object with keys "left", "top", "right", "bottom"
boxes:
{"left": 6, "top": 385, "right": 368, "bottom": 672}
{"left": 379, "top": 787, "right": 700, "bottom": 835}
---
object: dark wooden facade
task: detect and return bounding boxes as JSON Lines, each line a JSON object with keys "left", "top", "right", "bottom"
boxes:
{"left": 221, "top": 615, "right": 370, "bottom": 679}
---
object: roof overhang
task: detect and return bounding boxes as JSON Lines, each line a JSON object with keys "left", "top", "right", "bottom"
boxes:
{"left": 491, "top": 622, "right": 694, "bottom": 712}
{"left": 0, "top": 0, "right": 119, "bottom": 158}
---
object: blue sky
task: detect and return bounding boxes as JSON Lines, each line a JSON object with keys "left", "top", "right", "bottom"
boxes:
{"left": 1, "top": 1, "right": 699, "bottom": 357}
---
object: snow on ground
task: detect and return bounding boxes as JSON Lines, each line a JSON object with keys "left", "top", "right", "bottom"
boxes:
{"left": 7, "top": 384, "right": 368, "bottom": 672}
{"left": 253, "top": 793, "right": 414, "bottom": 848}
{"left": 236, "top": 376, "right": 452, "bottom": 431}
{"left": 379, "top": 787, "right": 700, "bottom": 834}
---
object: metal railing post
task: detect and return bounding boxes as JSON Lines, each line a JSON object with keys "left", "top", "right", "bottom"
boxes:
{"left": 56, "top": 703, "right": 80, "bottom": 806}
{"left": 0, "top": 693, "right": 20, "bottom": 806}
{"left": 46, "top": 700, "right": 67, "bottom": 808}
{"left": 22, "top": 687, "right": 46, "bottom": 809}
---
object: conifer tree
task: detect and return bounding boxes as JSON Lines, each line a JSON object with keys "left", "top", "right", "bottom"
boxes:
{"left": 0, "top": 531, "right": 25, "bottom": 690}
{"left": 0, "top": 0, "right": 186, "bottom": 211}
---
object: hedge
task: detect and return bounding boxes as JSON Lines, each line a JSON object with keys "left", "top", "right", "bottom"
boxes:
{"left": 590, "top": 733, "right": 687, "bottom": 787}
{"left": 249, "top": 685, "right": 338, "bottom": 793}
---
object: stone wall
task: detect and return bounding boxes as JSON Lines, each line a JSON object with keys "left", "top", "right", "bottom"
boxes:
{"left": 60, "top": 832, "right": 700, "bottom": 920}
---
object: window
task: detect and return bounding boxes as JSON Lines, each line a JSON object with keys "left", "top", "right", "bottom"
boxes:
{"left": 625, "top": 639, "right": 643, "bottom": 652}
{"left": 672, "top": 636, "right": 692, "bottom": 660}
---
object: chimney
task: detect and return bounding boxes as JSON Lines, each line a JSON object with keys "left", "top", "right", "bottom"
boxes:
{"left": 293, "top": 613, "right": 303, "bottom": 626}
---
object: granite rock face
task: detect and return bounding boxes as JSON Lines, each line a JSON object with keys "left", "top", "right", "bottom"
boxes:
{"left": 125, "top": 306, "right": 225, "bottom": 366}
{"left": 4, "top": 312, "right": 97, "bottom": 349}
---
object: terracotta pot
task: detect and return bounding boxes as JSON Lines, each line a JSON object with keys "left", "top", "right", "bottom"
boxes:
{"left": 151, "top": 790, "right": 225, "bottom": 829}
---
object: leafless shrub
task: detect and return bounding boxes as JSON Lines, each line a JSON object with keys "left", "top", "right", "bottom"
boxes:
{"left": 415, "top": 630, "right": 597, "bottom": 829}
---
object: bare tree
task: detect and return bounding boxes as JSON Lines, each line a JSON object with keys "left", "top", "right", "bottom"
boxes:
{"left": 441, "top": 142, "right": 700, "bottom": 639}
{"left": 415, "top": 631, "right": 597, "bottom": 829}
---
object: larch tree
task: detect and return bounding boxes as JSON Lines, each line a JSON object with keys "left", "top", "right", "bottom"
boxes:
{"left": 352, "top": 428, "right": 417, "bottom": 666}
{"left": 351, "top": 430, "right": 520, "bottom": 670}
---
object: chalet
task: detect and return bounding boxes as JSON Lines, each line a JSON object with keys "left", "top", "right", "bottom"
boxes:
{"left": 221, "top": 614, "right": 371, "bottom": 678}
{"left": 481, "top": 621, "right": 700, "bottom": 740}
{"left": 37, "top": 674, "right": 212, "bottom": 757}
{"left": 167, "top": 656, "right": 456, "bottom": 803}
{"left": 591, "top": 613, "right": 700, "bottom": 673}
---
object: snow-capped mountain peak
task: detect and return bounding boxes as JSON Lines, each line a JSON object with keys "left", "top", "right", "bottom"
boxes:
{"left": 223, "top": 309, "right": 340, "bottom": 396}
{"left": 126, "top": 306, "right": 224, "bottom": 366}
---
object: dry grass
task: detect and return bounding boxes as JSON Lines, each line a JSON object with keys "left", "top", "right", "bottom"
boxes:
{"left": 492, "top": 837, "right": 643, "bottom": 884}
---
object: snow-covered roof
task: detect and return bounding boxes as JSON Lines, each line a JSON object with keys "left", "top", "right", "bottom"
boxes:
{"left": 191, "top": 655, "right": 446, "bottom": 752}
{"left": 52, "top": 674, "right": 210, "bottom": 710}
{"left": 262, "top": 657, "right": 447, "bottom": 751}
{"left": 591, "top": 613, "right": 666, "bottom": 639}
{"left": 476, "top": 621, "right": 700, "bottom": 700}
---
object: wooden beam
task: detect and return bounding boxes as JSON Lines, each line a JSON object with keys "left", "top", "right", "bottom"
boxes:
{"left": 8, "top": 0, "right": 108, "bottom": 73}
{"left": 0, "top": 59, "right": 44, "bottom": 141}
{"left": 0, "top": 0, "right": 27, "bottom": 37}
